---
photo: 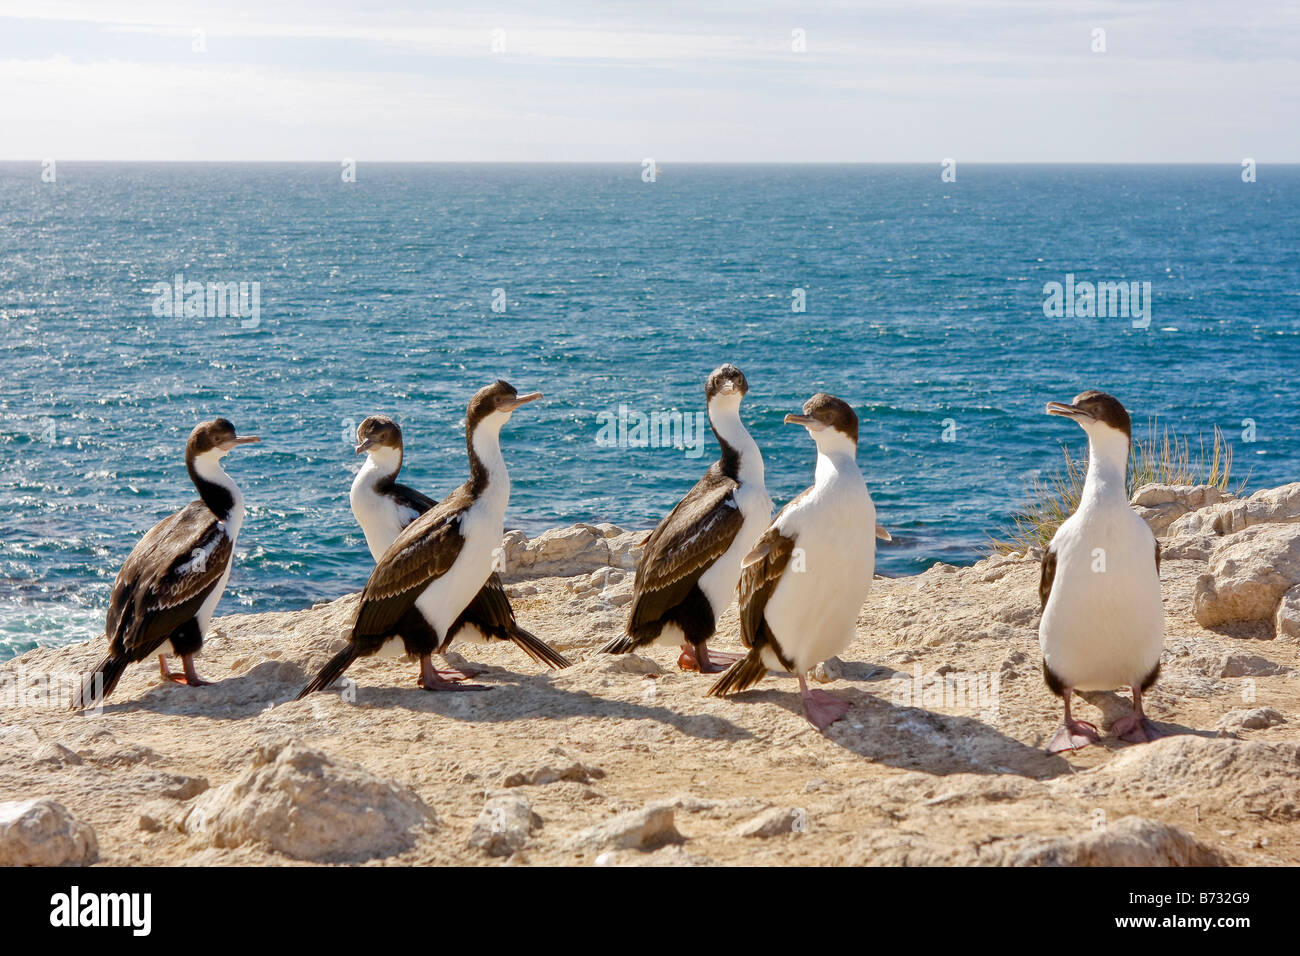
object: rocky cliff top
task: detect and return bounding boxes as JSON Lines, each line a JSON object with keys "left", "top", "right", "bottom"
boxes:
{"left": 1, "top": 483, "right": 1297, "bottom": 866}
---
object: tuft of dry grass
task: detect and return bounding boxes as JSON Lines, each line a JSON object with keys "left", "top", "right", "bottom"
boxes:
{"left": 990, "top": 421, "right": 1245, "bottom": 556}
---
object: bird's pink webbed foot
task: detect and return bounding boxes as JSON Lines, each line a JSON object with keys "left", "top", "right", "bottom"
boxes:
{"left": 159, "top": 654, "right": 212, "bottom": 686}
{"left": 799, "top": 675, "right": 849, "bottom": 733}
{"left": 678, "top": 642, "right": 744, "bottom": 674}
{"left": 1111, "top": 686, "right": 1164, "bottom": 743}
{"left": 1046, "top": 687, "right": 1100, "bottom": 752}
{"left": 1046, "top": 719, "right": 1101, "bottom": 753}
{"left": 417, "top": 655, "right": 490, "bottom": 692}
{"left": 1111, "top": 713, "right": 1164, "bottom": 743}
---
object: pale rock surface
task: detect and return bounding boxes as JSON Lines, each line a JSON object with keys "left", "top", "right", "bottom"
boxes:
{"left": 468, "top": 794, "right": 541, "bottom": 857}
{"left": 1193, "top": 525, "right": 1300, "bottom": 627}
{"left": 2, "top": 492, "right": 1300, "bottom": 866}
{"left": 1011, "top": 816, "right": 1228, "bottom": 866}
{"left": 183, "top": 741, "right": 436, "bottom": 862}
{"left": 571, "top": 802, "right": 682, "bottom": 852}
{"left": 0, "top": 798, "right": 98, "bottom": 866}
{"left": 1132, "top": 483, "right": 1235, "bottom": 536}
{"left": 1165, "top": 482, "right": 1300, "bottom": 559}
{"left": 1276, "top": 585, "right": 1300, "bottom": 640}
{"left": 501, "top": 524, "right": 644, "bottom": 581}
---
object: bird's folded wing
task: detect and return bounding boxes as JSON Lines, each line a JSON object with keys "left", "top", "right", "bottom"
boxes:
{"left": 392, "top": 482, "right": 437, "bottom": 518}
{"left": 117, "top": 512, "right": 232, "bottom": 656}
{"left": 353, "top": 497, "right": 469, "bottom": 638}
{"left": 628, "top": 479, "right": 745, "bottom": 629}
{"left": 738, "top": 526, "right": 796, "bottom": 650}
{"left": 458, "top": 572, "right": 517, "bottom": 634}
{"left": 1039, "top": 545, "right": 1058, "bottom": 612}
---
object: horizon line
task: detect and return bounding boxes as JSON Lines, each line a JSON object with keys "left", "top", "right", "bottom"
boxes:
{"left": 3, "top": 159, "right": 1296, "bottom": 166}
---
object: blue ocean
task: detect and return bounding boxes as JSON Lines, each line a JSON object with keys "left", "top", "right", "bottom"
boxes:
{"left": 1, "top": 162, "right": 1297, "bottom": 661}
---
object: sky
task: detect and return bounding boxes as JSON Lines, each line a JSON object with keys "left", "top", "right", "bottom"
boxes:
{"left": 0, "top": 0, "right": 1297, "bottom": 162}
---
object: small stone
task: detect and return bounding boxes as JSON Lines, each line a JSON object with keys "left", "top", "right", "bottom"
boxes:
{"left": 812, "top": 657, "right": 844, "bottom": 683}
{"left": 1218, "top": 653, "right": 1289, "bottom": 678}
{"left": 501, "top": 759, "right": 605, "bottom": 788}
{"left": 1216, "top": 708, "right": 1287, "bottom": 735}
{"left": 0, "top": 799, "right": 98, "bottom": 866}
{"left": 734, "top": 807, "right": 805, "bottom": 838}
{"left": 571, "top": 803, "right": 682, "bottom": 852}
{"left": 468, "top": 794, "right": 542, "bottom": 857}
{"left": 31, "top": 742, "right": 83, "bottom": 767}
{"left": 137, "top": 800, "right": 185, "bottom": 833}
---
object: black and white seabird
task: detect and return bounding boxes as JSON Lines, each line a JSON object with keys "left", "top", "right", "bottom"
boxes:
{"left": 708, "top": 393, "right": 877, "bottom": 732}
{"left": 597, "top": 364, "right": 772, "bottom": 673}
{"left": 1039, "top": 390, "right": 1164, "bottom": 753}
{"left": 74, "top": 419, "right": 260, "bottom": 708}
{"left": 297, "top": 382, "right": 546, "bottom": 697}
{"left": 347, "top": 414, "right": 569, "bottom": 678}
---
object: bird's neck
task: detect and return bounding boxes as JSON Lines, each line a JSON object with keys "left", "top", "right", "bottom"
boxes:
{"left": 812, "top": 431, "right": 861, "bottom": 489}
{"left": 1080, "top": 431, "right": 1131, "bottom": 511}
{"left": 467, "top": 422, "right": 509, "bottom": 501}
{"left": 354, "top": 447, "right": 402, "bottom": 495}
{"left": 189, "top": 451, "right": 243, "bottom": 523}
{"left": 709, "top": 398, "right": 762, "bottom": 485}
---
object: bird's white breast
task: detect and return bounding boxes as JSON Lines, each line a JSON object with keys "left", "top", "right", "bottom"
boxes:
{"left": 184, "top": 509, "right": 242, "bottom": 653}
{"left": 351, "top": 485, "right": 418, "bottom": 561}
{"left": 413, "top": 483, "right": 507, "bottom": 641}
{"left": 1039, "top": 502, "right": 1163, "bottom": 690}
{"left": 762, "top": 464, "right": 875, "bottom": 674}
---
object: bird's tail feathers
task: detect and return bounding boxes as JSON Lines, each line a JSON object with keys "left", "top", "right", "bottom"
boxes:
{"left": 706, "top": 648, "right": 769, "bottom": 698}
{"left": 71, "top": 654, "right": 128, "bottom": 711}
{"left": 510, "top": 626, "right": 572, "bottom": 669}
{"left": 295, "top": 644, "right": 360, "bottom": 700}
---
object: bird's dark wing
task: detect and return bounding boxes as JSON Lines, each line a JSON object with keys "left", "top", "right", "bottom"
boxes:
{"left": 1039, "top": 545, "right": 1058, "bottom": 612}
{"left": 351, "top": 487, "right": 470, "bottom": 639}
{"left": 392, "top": 482, "right": 437, "bottom": 517}
{"left": 458, "top": 572, "right": 515, "bottom": 636}
{"left": 737, "top": 524, "right": 796, "bottom": 656}
{"left": 1154, "top": 539, "right": 1162, "bottom": 576}
{"left": 107, "top": 502, "right": 233, "bottom": 660}
{"left": 627, "top": 469, "right": 746, "bottom": 632}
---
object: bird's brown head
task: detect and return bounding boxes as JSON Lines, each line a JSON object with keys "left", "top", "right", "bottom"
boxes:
{"left": 355, "top": 415, "right": 403, "bottom": 456}
{"left": 1045, "top": 390, "right": 1132, "bottom": 441}
{"left": 187, "top": 418, "right": 260, "bottom": 460}
{"left": 784, "top": 392, "right": 859, "bottom": 447}
{"left": 466, "top": 379, "right": 542, "bottom": 434}
{"left": 705, "top": 363, "right": 749, "bottom": 403}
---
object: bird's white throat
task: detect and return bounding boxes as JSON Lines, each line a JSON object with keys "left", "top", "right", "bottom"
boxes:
{"left": 355, "top": 446, "right": 402, "bottom": 488}
{"left": 1080, "top": 425, "right": 1131, "bottom": 509}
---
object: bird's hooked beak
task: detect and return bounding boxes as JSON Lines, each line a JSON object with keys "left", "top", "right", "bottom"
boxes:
{"left": 354, "top": 438, "right": 375, "bottom": 455}
{"left": 504, "top": 392, "right": 543, "bottom": 412}
{"left": 1045, "top": 401, "right": 1095, "bottom": 424}
{"left": 220, "top": 435, "right": 261, "bottom": 451}
{"left": 784, "top": 412, "right": 825, "bottom": 431}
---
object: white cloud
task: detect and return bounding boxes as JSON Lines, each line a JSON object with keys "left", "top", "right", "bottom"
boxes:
{"left": 0, "top": 0, "right": 1296, "bottom": 160}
